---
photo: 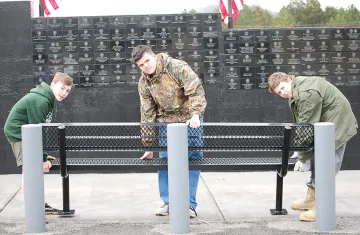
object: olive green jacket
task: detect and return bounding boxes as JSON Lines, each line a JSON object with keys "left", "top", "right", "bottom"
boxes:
{"left": 289, "top": 76, "right": 358, "bottom": 162}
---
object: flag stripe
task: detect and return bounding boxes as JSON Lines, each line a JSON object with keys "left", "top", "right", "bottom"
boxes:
{"left": 48, "top": 0, "right": 59, "bottom": 10}
{"left": 234, "top": 0, "right": 244, "bottom": 10}
{"left": 220, "top": 0, "right": 244, "bottom": 24}
{"left": 232, "top": 0, "right": 239, "bottom": 22}
{"left": 219, "top": 0, "right": 229, "bottom": 24}
{"left": 40, "top": 0, "right": 51, "bottom": 15}
{"left": 41, "top": 0, "right": 62, "bottom": 16}
{"left": 219, "top": 0, "right": 228, "bottom": 19}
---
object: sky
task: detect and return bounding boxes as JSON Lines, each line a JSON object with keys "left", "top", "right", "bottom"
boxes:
{"left": 36, "top": 0, "right": 360, "bottom": 17}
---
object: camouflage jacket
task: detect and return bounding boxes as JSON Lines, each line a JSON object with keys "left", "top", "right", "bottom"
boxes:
{"left": 138, "top": 53, "right": 207, "bottom": 123}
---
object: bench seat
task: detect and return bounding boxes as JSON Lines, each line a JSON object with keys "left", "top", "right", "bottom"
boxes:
{"left": 51, "top": 157, "right": 297, "bottom": 172}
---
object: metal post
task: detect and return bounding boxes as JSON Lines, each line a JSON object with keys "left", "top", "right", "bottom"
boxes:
{"left": 227, "top": 0, "right": 233, "bottom": 28}
{"left": 22, "top": 124, "right": 46, "bottom": 233}
{"left": 167, "top": 123, "right": 190, "bottom": 234}
{"left": 315, "top": 122, "right": 336, "bottom": 231}
{"left": 39, "top": 2, "right": 44, "bottom": 16}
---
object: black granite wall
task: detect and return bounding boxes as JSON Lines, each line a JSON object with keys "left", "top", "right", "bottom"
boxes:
{"left": 0, "top": 1, "right": 359, "bottom": 174}
{"left": 0, "top": 1, "right": 33, "bottom": 174}
{"left": 219, "top": 28, "right": 360, "bottom": 170}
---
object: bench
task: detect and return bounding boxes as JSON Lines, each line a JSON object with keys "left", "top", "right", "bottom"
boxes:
{"left": 41, "top": 122, "right": 314, "bottom": 217}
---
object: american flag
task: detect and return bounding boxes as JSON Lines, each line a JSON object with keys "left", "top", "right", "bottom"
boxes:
{"left": 40, "top": 0, "right": 63, "bottom": 16}
{"left": 219, "top": 0, "right": 244, "bottom": 24}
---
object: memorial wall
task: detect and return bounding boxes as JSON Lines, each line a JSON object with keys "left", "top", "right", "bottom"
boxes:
{"left": 1, "top": 2, "right": 360, "bottom": 173}
{"left": 31, "top": 14, "right": 222, "bottom": 87}
{"left": 222, "top": 28, "right": 360, "bottom": 90}
{"left": 0, "top": 1, "right": 33, "bottom": 174}
{"left": 31, "top": 16, "right": 360, "bottom": 90}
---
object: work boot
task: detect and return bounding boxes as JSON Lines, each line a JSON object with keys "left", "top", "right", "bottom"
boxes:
{"left": 299, "top": 206, "right": 316, "bottom": 222}
{"left": 291, "top": 187, "right": 315, "bottom": 211}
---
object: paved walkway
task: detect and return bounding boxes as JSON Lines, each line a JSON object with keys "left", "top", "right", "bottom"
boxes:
{"left": 0, "top": 171, "right": 359, "bottom": 234}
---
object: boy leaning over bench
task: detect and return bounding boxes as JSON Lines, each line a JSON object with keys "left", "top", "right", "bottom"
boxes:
{"left": 132, "top": 45, "right": 207, "bottom": 218}
{"left": 4, "top": 72, "right": 73, "bottom": 215}
{"left": 268, "top": 72, "right": 357, "bottom": 222}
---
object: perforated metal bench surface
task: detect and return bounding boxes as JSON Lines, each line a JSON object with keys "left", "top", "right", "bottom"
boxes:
{"left": 42, "top": 123, "right": 314, "bottom": 152}
{"left": 50, "top": 157, "right": 297, "bottom": 171}
{"left": 52, "top": 157, "right": 297, "bottom": 165}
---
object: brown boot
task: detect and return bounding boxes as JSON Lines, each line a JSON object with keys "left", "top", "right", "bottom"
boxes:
{"left": 291, "top": 187, "right": 315, "bottom": 210}
{"left": 299, "top": 206, "right": 316, "bottom": 222}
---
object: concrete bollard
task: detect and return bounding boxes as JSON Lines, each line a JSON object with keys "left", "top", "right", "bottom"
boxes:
{"left": 167, "top": 123, "right": 190, "bottom": 234}
{"left": 22, "top": 124, "right": 46, "bottom": 233}
{"left": 315, "top": 122, "right": 336, "bottom": 231}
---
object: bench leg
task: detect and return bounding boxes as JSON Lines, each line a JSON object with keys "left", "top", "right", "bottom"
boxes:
{"left": 270, "top": 173, "right": 288, "bottom": 215}
{"left": 58, "top": 170, "right": 75, "bottom": 216}
{"left": 58, "top": 126, "right": 75, "bottom": 216}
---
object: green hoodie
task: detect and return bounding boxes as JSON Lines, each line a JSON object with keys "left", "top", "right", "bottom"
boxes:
{"left": 4, "top": 82, "right": 56, "bottom": 161}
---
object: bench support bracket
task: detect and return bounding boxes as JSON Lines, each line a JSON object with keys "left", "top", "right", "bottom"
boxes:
{"left": 270, "top": 173, "right": 288, "bottom": 215}
{"left": 58, "top": 126, "right": 75, "bottom": 216}
{"left": 270, "top": 126, "right": 292, "bottom": 215}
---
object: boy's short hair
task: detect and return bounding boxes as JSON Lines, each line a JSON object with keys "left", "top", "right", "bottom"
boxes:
{"left": 131, "top": 45, "right": 154, "bottom": 63}
{"left": 268, "top": 72, "right": 291, "bottom": 93}
{"left": 52, "top": 72, "right": 73, "bottom": 87}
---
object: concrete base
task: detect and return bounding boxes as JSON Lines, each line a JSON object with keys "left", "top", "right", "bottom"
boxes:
{"left": 0, "top": 171, "right": 360, "bottom": 234}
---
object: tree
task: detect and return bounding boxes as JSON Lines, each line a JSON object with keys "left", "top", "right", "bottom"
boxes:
{"left": 286, "top": 0, "right": 306, "bottom": 24}
{"left": 234, "top": 5, "right": 256, "bottom": 27}
{"left": 273, "top": 7, "right": 297, "bottom": 27}
{"left": 253, "top": 6, "right": 274, "bottom": 27}
{"left": 344, "top": 4, "right": 360, "bottom": 25}
{"left": 327, "top": 13, "right": 347, "bottom": 26}
{"left": 214, "top": 6, "right": 220, "bottom": 13}
{"left": 302, "top": 0, "right": 323, "bottom": 25}
{"left": 323, "top": 6, "right": 339, "bottom": 24}
{"left": 182, "top": 9, "right": 196, "bottom": 14}
{"left": 225, "top": 0, "right": 360, "bottom": 28}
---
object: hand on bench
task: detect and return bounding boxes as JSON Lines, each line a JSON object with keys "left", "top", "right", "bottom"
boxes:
{"left": 291, "top": 152, "right": 310, "bottom": 172}
{"left": 140, "top": 151, "right": 153, "bottom": 160}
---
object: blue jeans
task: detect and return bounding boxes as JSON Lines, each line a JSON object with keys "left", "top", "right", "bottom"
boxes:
{"left": 158, "top": 119, "right": 203, "bottom": 209}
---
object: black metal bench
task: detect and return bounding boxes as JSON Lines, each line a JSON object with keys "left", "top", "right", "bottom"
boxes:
{"left": 42, "top": 123, "right": 314, "bottom": 216}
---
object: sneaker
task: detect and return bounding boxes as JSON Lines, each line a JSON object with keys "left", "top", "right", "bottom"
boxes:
{"left": 155, "top": 204, "right": 169, "bottom": 216}
{"left": 189, "top": 206, "right": 197, "bottom": 218}
{"left": 45, "top": 203, "right": 59, "bottom": 215}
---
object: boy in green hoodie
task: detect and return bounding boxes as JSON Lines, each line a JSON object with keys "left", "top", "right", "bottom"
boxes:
{"left": 4, "top": 72, "right": 73, "bottom": 214}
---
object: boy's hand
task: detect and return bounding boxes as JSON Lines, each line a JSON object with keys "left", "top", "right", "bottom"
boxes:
{"left": 43, "top": 161, "right": 52, "bottom": 173}
{"left": 140, "top": 151, "right": 153, "bottom": 160}
{"left": 47, "top": 156, "right": 56, "bottom": 161}
{"left": 290, "top": 152, "right": 298, "bottom": 159}
{"left": 186, "top": 114, "right": 201, "bottom": 128}
{"left": 294, "top": 159, "right": 311, "bottom": 172}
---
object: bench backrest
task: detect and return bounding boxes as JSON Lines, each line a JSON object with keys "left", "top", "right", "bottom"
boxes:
{"left": 41, "top": 123, "right": 314, "bottom": 152}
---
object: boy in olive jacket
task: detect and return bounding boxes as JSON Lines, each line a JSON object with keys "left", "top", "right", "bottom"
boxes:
{"left": 268, "top": 72, "right": 357, "bottom": 222}
{"left": 4, "top": 72, "right": 73, "bottom": 214}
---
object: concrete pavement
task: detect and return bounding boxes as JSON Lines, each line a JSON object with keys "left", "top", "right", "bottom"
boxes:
{"left": 0, "top": 171, "right": 360, "bottom": 234}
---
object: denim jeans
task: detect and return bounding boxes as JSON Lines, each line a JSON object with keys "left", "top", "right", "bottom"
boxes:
{"left": 158, "top": 119, "right": 203, "bottom": 209}
{"left": 307, "top": 143, "right": 347, "bottom": 189}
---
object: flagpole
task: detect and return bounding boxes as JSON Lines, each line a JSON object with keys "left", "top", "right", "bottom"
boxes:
{"left": 227, "top": 0, "right": 233, "bottom": 28}
{"left": 39, "top": 2, "right": 44, "bottom": 16}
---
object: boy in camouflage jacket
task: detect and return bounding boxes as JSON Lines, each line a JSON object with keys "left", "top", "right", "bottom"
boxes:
{"left": 132, "top": 45, "right": 207, "bottom": 218}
